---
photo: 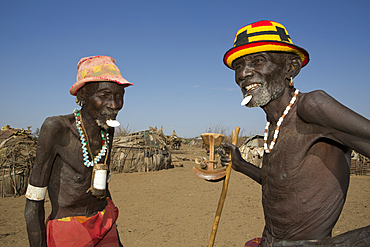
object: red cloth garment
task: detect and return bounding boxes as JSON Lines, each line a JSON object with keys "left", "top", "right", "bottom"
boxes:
{"left": 245, "top": 237, "right": 261, "bottom": 247}
{"left": 47, "top": 198, "right": 119, "bottom": 247}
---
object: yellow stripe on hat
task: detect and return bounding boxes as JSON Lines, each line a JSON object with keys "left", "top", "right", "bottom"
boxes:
{"left": 78, "top": 64, "right": 122, "bottom": 76}
{"left": 249, "top": 35, "right": 282, "bottom": 42}
{"left": 108, "top": 64, "right": 119, "bottom": 75}
{"left": 249, "top": 25, "right": 277, "bottom": 33}
{"left": 79, "top": 69, "right": 87, "bottom": 80}
{"left": 224, "top": 20, "right": 309, "bottom": 70}
{"left": 237, "top": 26, "right": 249, "bottom": 34}
{"left": 93, "top": 65, "right": 102, "bottom": 73}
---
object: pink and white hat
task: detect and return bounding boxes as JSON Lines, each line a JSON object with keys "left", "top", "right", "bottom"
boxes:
{"left": 69, "top": 55, "right": 133, "bottom": 96}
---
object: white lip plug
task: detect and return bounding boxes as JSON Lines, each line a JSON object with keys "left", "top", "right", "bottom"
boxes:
{"left": 106, "top": 119, "right": 120, "bottom": 127}
{"left": 241, "top": 95, "right": 252, "bottom": 106}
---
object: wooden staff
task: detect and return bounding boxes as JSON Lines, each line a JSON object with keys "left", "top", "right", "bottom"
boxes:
{"left": 208, "top": 126, "right": 240, "bottom": 247}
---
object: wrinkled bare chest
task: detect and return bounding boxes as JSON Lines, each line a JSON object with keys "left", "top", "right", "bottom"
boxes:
{"left": 50, "top": 133, "right": 92, "bottom": 185}
{"left": 260, "top": 126, "right": 349, "bottom": 240}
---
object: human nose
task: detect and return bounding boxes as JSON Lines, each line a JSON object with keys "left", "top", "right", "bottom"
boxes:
{"left": 237, "top": 64, "right": 254, "bottom": 81}
{"left": 107, "top": 96, "right": 119, "bottom": 110}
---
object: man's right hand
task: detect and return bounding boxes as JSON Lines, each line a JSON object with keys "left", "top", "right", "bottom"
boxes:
{"left": 220, "top": 142, "right": 244, "bottom": 172}
{"left": 220, "top": 142, "right": 262, "bottom": 184}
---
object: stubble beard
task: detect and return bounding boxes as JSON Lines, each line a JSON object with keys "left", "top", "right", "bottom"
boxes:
{"left": 246, "top": 81, "right": 285, "bottom": 108}
{"left": 95, "top": 119, "right": 110, "bottom": 130}
{"left": 95, "top": 108, "right": 120, "bottom": 130}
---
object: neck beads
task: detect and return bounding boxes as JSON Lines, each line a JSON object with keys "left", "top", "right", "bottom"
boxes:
{"left": 264, "top": 89, "right": 299, "bottom": 153}
{"left": 74, "top": 109, "right": 109, "bottom": 167}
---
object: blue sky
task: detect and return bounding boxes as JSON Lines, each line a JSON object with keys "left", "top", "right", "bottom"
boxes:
{"left": 1, "top": 1, "right": 369, "bottom": 138}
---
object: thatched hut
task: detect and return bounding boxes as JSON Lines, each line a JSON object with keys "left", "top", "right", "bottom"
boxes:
{"left": 111, "top": 126, "right": 171, "bottom": 173}
{"left": 187, "top": 137, "right": 204, "bottom": 148}
{"left": 239, "top": 134, "right": 264, "bottom": 168}
{"left": 351, "top": 151, "right": 370, "bottom": 175}
{"left": 166, "top": 130, "right": 181, "bottom": 150}
{"left": 0, "top": 126, "right": 37, "bottom": 197}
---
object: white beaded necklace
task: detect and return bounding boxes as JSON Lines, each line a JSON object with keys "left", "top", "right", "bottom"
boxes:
{"left": 74, "top": 109, "right": 109, "bottom": 167}
{"left": 264, "top": 89, "right": 299, "bottom": 153}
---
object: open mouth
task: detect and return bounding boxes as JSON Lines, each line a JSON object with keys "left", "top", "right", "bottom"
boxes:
{"left": 240, "top": 83, "right": 261, "bottom": 106}
{"left": 244, "top": 83, "right": 261, "bottom": 92}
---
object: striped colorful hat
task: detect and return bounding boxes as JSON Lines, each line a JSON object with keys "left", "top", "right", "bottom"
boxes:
{"left": 223, "top": 20, "right": 309, "bottom": 69}
{"left": 69, "top": 55, "right": 133, "bottom": 96}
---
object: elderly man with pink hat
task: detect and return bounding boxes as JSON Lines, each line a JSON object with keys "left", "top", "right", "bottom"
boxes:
{"left": 24, "top": 55, "right": 132, "bottom": 247}
{"left": 220, "top": 20, "right": 370, "bottom": 246}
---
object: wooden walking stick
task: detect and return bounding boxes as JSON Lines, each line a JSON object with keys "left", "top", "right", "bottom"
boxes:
{"left": 208, "top": 126, "right": 240, "bottom": 247}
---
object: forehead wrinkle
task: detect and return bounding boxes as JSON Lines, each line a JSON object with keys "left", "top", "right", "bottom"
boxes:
{"left": 270, "top": 52, "right": 296, "bottom": 65}
{"left": 233, "top": 52, "right": 273, "bottom": 67}
{"left": 96, "top": 82, "right": 125, "bottom": 93}
{"left": 97, "top": 81, "right": 114, "bottom": 90}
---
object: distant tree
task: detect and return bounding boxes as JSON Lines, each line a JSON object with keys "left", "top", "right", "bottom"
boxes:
{"left": 115, "top": 124, "right": 134, "bottom": 136}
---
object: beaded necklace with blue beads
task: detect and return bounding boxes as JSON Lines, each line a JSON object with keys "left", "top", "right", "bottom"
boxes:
{"left": 73, "top": 109, "right": 109, "bottom": 167}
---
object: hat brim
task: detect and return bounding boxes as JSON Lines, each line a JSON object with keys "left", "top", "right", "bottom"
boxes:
{"left": 69, "top": 76, "right": 133, "bottom": 96}
{"left": 223, "top": 41, "right": 309, "bottom": 70}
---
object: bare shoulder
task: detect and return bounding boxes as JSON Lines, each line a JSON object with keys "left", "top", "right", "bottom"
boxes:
{"left": 40, "top": 114, "right": 75, "bottom": 135}
{"left": 296, "top": 90, "right": 341, "bottom": 125}
{"left": 297, "top": 90, "right": 333, "bottom": 113}
{"left": 29, "top": 113, "right": 76, "bottom": 186}
{"left": 37, "top": 114, "right": 76, "bottom": 147}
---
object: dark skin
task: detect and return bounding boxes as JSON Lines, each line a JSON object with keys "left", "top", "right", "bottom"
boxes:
{"left": 221, "top": 52, "right": 370, "bottom": 246}
{"left": 24, "top": 81, "right": 125, "bottom": 247}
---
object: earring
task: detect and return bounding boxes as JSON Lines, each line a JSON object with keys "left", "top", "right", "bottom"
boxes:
{"left": 75, "top": 96, "right": 84, "bottom": 107}
{"left": 289, "top": 77, "right": 294, "bottom": 87}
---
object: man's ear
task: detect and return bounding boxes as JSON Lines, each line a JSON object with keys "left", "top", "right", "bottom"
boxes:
{"left": 76, "top": 87, "right": 87, "bottom": 105}
{"left": 288, "top": 56, "right": 302, "bottom": 79}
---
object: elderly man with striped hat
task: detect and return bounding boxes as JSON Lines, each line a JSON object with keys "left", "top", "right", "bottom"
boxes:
{"left": 24, "top": 56, "right": 133, "bottom": 247}
{"left": 221, "top": 20, "right": 370, "bottom": 246}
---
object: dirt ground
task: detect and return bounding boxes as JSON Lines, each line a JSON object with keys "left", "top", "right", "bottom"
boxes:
{"left": 0, "top": 145, "right": 369, "bottom": 247}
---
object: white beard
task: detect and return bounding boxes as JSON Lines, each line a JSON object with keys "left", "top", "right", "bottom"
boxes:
{"left": 246, "top": 82, "right": 285, "bottom": 108}
{"left": 96, "top": 119, "right": 109, "bottom": 130}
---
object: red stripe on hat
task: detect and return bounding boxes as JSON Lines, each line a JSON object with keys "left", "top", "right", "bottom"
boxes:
{"left": 223, "top": 41, "right": 309, "bottom": 68}
{"left": 227, "top": 41, "right": 279, "bottom": 57}
{"left": 227, "top": 41, "right": 301, "bottom": 55}
{"left": 251, "top": 20, "right": 273, "bottom": 28}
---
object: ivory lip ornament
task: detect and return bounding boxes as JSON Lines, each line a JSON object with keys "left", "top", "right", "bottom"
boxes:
{"left": 106, "top": 119, "right": 120, "bottom": 127}
{"left": 241, "top": 95, "right": 252, "bottom": 106}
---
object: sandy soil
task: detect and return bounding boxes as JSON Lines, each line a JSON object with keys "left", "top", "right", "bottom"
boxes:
{"left": 0, "top": 145, "right": 369, "bottom": 247}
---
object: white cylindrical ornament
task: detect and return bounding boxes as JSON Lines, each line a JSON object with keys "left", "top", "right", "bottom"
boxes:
{"left": 25, "top": 184, "right": 47, "bottom": 201}
{"left": 93, "top": 170, "right": 107, "bottom": 190}
{"left": 89, "top": 163, "right": 108, "bottom": 199}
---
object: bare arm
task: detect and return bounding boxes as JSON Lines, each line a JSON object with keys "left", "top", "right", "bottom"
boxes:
{"left": 221, "top": 142, "right": 262, "bottom": 184}
{"left": 24, "top": 117, "right": 61, "bottom": 247}
{"left": 298, "top": 90, "right": 370, "bottom": 158}
{"left": 24, "top": 200, "right": 46, "bottom": 247}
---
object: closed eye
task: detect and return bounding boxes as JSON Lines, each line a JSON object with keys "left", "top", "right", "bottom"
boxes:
{"left": 98, "top": 93, "right": 109, "bottom": 98}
